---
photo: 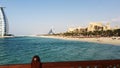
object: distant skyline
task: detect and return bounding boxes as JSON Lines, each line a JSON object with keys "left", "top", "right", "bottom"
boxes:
{"left": 0, "top": 0, "right": 120, "bottom": 35}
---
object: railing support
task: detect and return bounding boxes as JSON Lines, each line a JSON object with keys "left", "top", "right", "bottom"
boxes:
{"left": 31, "top": 55, "right": 41, "bottom": 68}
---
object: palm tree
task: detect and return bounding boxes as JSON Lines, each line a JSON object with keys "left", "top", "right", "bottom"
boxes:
{"left": 105, "top": 30, "right": 113, "bottom": 37}
{"left": 113, "top": 29, "right": 120, "bottom": 36}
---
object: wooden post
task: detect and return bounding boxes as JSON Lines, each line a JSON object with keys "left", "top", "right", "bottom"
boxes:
{"left": 31, "top": 55, "right": 41, "bottom": 68}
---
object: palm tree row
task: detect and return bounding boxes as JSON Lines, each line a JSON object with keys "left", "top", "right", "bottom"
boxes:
{"left": 62, "top": 29, "right": 120, "bottom": 37}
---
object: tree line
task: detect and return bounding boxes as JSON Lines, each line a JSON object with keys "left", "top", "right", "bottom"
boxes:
{"left": 57, "top": 29, "right": 120, "bottom": 37}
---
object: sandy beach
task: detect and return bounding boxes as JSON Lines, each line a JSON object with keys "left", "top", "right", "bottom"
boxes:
{"left": 39, "top": 35, "right": 120, "bottom": 46}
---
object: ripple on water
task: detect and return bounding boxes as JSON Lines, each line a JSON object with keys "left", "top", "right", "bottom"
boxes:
{"left": 0, "top": 37, "right": 120, "bottom": 65}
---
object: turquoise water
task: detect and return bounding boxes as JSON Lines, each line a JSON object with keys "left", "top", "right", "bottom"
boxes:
{"left": 0, "top": 37, "right": 120, "bottom": 65}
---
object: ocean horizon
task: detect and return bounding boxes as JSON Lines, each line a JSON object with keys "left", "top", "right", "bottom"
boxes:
{"left": 0, "top": 37, "right": 120, "bottom": 65}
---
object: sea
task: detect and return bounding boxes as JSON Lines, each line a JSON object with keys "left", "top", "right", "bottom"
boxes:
{"left": 0, "top": 37, "right": 120, "bottom": 65}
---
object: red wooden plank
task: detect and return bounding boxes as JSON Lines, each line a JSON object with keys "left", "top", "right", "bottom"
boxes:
{"left": 0, "top": 56, "right": 120, "bottom": 68}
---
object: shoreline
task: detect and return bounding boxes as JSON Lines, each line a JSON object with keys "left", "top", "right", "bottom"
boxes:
{"left": 39, "top": 35, "right": 120, "bottom": 46}
{"left": 0, "top": 36, "right": 14, "bottom": 38}
{"left": 1, "top": 35, "right": 119, "bottom": 46}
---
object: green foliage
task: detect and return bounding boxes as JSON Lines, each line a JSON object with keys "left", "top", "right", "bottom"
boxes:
{"left": 59, "top": 29, "right": 120, "bottom": 37}
{"left": 113, "top": 29, "right": 120, "bottom": 36}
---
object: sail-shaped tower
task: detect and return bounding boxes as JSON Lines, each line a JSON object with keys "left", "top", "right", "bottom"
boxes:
{"left": 0, "top": 7, "right": 9, "bottom": 37}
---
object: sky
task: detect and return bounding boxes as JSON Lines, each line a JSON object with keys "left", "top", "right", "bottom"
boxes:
{"left": 0, "top": 0, "right": 120, "bottom": 35}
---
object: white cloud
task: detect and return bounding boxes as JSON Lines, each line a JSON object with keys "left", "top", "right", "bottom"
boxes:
{"left": 100, "top": 17, "right": 120, "bottom": 27}
{"left": 111, "top": 17, "right": 120, "bottom": 22}
{"left": 101, "top": 17, "right": 120, "bottom": 23}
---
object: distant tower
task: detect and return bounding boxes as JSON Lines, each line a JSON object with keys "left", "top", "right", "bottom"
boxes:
{"left": 0, "top": 7, "right": 9, "bottom": 37}
{"left": 48, "top": 28, "right": 54, "bottom": 34}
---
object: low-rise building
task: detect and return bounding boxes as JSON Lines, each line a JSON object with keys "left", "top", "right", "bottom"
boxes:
{"left": 67, "top": 27, "right": 77, "bottom": 32}
{"left": 67, "top": 27, "right": 87, "bottom": 33}
{"left": 87, "top": 22, "right": 111, "bottom": 32}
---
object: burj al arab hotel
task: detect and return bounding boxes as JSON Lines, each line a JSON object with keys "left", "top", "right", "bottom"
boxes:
{"left": 0, "top": 7, "right": 9, "bottom": 37}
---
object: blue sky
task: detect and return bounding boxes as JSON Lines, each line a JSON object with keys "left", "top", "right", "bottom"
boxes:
{"left": 0, "top": 0, "right": 120, "bottom": 35}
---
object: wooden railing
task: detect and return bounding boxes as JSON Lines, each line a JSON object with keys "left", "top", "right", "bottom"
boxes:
{"left": 0, "top": 55, "right": 120, "bottom": 68}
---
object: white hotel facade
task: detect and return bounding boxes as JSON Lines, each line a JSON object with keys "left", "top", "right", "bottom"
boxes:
{"left": 0, "top": 7, "right": 8, "bottom": 37}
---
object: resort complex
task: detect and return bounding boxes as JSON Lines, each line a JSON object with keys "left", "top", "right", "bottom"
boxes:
{"left": 0, "top": 7, "right": 9, "bottom": 37}
{"left": 66, "top": 22, "right": 120, "bottom": 37}
{"left": 68, "top": 22, "right": 119, "bottom": 33}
